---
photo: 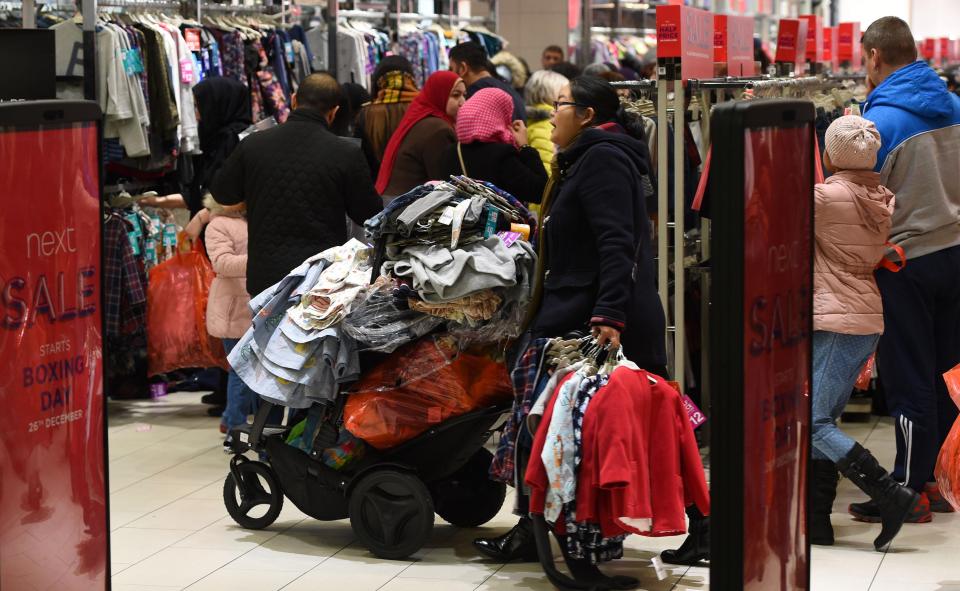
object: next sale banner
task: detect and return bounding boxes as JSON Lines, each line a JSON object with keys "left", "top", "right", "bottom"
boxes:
{"left": 0, "top": 101, "right": 107, "bottom": 590}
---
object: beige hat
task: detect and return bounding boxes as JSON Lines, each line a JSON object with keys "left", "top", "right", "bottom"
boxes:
{"left": 825, "top": 115, "right": 882, "bottom": 171}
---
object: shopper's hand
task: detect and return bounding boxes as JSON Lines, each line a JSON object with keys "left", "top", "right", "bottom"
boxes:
{"left": 511, "top": 120, "right": 528, "bottom": 148}
{"left": 592, "top": 325, "right": 621, "bottom": 352}
{"left": 184, "top": 209, "right": 209, "bottom": 242}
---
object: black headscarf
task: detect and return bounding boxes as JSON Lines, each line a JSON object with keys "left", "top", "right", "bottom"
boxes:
{"left": 187, "top": 76, "right": 252, "bottom": 214}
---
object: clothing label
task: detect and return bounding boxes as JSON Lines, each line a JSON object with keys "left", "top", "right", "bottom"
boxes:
{"left": 185, "top": 28, "right": 201, "bottom": 52}
{"left": 437, "top": 206, "right": 455, "bottom": 225}
{"left": 123, "top": 49, "right": 144, "bottom": 75}
{"left": 284, "top": 41, "right": 295, "bottom": 64}
{"left": 483, "top": 207, "right": 499, "bottom": 239}
{"left": 162, "top": 223, "right": 177, "bottom": 247}
{"left": 682, "top": 395, "right": 706, "bottom": 429}
{"left": 497, "top": 231, "right": 522, "bottom": 248}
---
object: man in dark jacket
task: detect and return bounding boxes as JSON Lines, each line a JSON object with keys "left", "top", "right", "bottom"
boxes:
{"left": 211, "top": 73, "right": 383, "bottom": 297}
{"left": 449, "top": 42, "right": 526, "bottom": 123}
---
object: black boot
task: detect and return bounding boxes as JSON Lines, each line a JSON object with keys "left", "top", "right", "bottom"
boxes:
{"left": 836, "top": 443, "right": 921, "bottom": 551}
{"left": 661, "top": 506, "right": 709, "bottom": 566}
{"left": 810, "top": 459, "right": 839, "bottom": 546}
{"left": 473, "top": 517, "right": 539, "bottom": 562}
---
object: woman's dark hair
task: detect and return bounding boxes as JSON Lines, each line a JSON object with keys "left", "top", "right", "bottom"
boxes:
{"left": 372, "top": 56, "right": 415, "bottom": 87}
{"left": 331, "top": 82, "right": 371, "bottom": 137}
{"left": 569, "top": 75, "right": 646, "bottom": 141}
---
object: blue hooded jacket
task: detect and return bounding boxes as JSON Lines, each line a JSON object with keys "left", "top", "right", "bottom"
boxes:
{"left": 863, "top": 60, "right": 960, "bottom": 171}
{"left": 861, "top": 60, "right": 960, "bottom": 259}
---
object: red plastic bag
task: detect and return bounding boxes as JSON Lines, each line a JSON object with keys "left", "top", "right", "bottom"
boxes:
{"left": 343, "top": 335, "right": 513, "bottom": 449}
{"left": 935, "top": 364, "right": 960, "bottom": 511}
{"left": 146, "top": 240, "right": 228, "bottom": 376}
{"left": 854, "top": 354, "right": 875, "bottom": 391}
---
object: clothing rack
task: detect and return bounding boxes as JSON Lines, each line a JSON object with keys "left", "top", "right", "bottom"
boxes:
{"left": 609, "top": 73, "right": 859, "bottom": 395}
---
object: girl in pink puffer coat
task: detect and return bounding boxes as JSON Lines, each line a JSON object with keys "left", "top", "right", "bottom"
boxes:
{"left": 186, "top": 195, "right": 254, "bottom": 438}
{"left": 810, "top": 116, "right": 919, "bottom": 552}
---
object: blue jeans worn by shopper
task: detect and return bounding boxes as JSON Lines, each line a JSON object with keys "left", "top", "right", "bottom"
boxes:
{"left": 812, "top": 331, "right": 880, "bottom": 462}
{"left": 221, "top": 338, "right": 259, "bottom": 430}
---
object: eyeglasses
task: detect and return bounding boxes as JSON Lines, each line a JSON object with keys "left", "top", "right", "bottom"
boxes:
{"left": 553, "top": 101, "right": 587, "bottom": 110}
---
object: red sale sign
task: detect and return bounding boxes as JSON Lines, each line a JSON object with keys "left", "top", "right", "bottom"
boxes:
{"left": 823, "top": 26, "right": 840, "bottom": 70}
{"left": 0, "top": 102, "right": 107, "bottom": 590}
{"left": 715, "top": 14, "right": 756, "bottom": 77}
{"left": 800, "top": 14, "right": 824, "bottom": 63}
{"left": 837, "top": 22, "right": 862, "bottom": 70}
{"left": 657, "top": 4, "right": 715, "bottom": 80}
{"left": 775, "top": 18, "right": 810, "bottom": 74}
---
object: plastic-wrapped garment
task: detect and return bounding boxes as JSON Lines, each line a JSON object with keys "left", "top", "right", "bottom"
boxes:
{"left": 342, "top": 279, "right": 443, "bottom": 353}
{"left": 147, "top": 241, "right": 228, "bottom": 376}
{"left": 343, "top": 335, "right": 513, "bottom": 449}
{"left": 936, "top": 364, "right": 960, "bottom": 511}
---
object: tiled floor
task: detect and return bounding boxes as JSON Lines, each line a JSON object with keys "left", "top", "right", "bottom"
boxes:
{"left": 107, "top": 392, "right": 959, "bottom": 590}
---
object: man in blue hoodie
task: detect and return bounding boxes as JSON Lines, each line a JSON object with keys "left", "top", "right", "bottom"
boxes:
{"left": 849, "top": 16, "right": 960, "bottom": 525}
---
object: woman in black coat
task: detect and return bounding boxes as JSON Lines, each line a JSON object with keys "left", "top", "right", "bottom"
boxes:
{"left": 530, "top": 76, "right": 666, "bottom": 371}
{"left": 473, "top": 77, "right": 669, "bottom": 569}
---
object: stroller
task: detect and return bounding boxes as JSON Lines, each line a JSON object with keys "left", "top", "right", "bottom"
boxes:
{"left": 222, "top": 392, "right": 510, "bottom": 560}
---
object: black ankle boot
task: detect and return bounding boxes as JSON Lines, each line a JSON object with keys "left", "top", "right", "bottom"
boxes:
{"left": 473, "top": 517, "right": 539, "bottom": 562}
{"left": 836, "top": 443, "right": 921, "bottom": 551}
{"left": 661, "top": 507, "right": 709, "bottom": 566}
{"left": 811, "top": 459, "right": 839, "bottom": 546}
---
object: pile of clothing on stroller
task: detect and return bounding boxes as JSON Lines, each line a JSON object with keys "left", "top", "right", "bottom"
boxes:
{"left": 228, "top": 176, "right": 535, "bottom": 463}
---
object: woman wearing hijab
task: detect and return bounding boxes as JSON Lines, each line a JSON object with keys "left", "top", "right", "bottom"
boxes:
{"left": 188, "top": 76, "right": 252, "bottom": 216}
{"left": 357, "top": 56, "right": 420, "bottom": 176}
{"left": 441, "top": 87, "right": 547, "bottom": 205}
{"left": 376, "top": 71, "right": 466, "bottom": 199}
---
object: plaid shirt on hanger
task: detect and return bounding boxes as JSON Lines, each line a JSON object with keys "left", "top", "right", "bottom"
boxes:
{"left": 104, "top": 213, "right": 147, "bottom": 338}
{"left": 490, "top": 338, "right": 550, "bottom": 484}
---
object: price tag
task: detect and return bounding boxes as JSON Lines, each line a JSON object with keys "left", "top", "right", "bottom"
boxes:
{"left": 185, "top": 28, "right": 202, "bottom": 52}
{"left": 497, "top": 231, "right": 522, "bottom": 248}
{"left": 144, "top": 238, "right": 157, "bottom": 264}
{"left": 483, "top": 207, "right": 499, "bottom": 239}
{"left": 437, "top": 206, "right": 455, "bottom": 226}
{"left": 124, "top": 212, "right": 142, "bottom": 237}
{"left": 179, "top": 58, "right": 194, "bottom": 85}
{"left": 284, "top": 41, "right": 295, "bottom": 64}
{"left": 682, "top": 395, "right": 707, "bottom": 429}
{"left": 162, "top": 223, "right": 178, "bottom": 247}
{"left": 127, "top": 233, "right": 141, "bottom": 256}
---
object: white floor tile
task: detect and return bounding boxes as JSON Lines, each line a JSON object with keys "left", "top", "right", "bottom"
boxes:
{"left": 184, "top": 568, "right": 303, "bottom": 590}
{"left": 112, "top": 547, "right": 246, "bottom": 588}
{"left": 111, "top": 527, "right": 194, "bottom": 564}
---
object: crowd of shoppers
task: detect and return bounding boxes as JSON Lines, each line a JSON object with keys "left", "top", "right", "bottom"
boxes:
{"left": 168, "top": 16, "right": 956, "bottom": 567}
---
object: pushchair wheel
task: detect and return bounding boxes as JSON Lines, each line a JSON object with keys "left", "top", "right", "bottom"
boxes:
{"left": 431, "top": 448, "right": 506, "bottom": 527}
{"left": 223, "top": 459, "right": 284, "bottom": 530}
{"left": 349, "top": 469, "right": 434, "bottom": 560}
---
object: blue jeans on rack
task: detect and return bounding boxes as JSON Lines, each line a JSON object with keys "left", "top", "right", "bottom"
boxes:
{"left": 811, "top": 331, "right": 880, "bottom": 462}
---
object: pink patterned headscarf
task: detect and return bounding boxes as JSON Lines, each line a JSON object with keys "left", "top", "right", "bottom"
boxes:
{"left": 456, "top": 87, "right": 517, "bottom": 147}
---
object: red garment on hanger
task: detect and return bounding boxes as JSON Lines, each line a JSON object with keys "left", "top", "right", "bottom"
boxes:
{"left": 526, "top": 367, "right": 710, "bottom": 538}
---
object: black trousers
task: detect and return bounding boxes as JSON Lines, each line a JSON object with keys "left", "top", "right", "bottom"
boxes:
{"left": 876, "top": 244, "right": 960, "bottom": 492}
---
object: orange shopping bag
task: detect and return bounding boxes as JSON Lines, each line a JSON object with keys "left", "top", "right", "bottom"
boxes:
{"left": 935, "top": 363, "right": 960, "bottom": 511}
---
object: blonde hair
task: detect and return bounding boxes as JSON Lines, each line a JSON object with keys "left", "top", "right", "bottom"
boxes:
{"left": 525, "top": 70, "right": 569, "bottom": 107}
